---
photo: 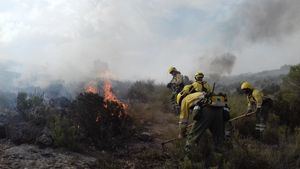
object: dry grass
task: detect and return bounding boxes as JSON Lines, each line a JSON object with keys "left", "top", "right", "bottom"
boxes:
{"left": 122, "top": 81, "right": 300, "bottom": 169}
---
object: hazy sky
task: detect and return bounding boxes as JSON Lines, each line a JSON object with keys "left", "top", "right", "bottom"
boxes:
{"left": 1, "top": 0, "right": 300, "bottom": 86}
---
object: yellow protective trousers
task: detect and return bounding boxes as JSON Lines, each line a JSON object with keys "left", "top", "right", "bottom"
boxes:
{"left": 179, "top": 92, "right": 204, "bottom": 123}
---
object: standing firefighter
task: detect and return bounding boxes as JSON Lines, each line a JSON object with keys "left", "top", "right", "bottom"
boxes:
{"left": 241, "top": 81, "right": 273, "bottom": 138}
{"left": 167, "top": 66, "right": 185, "bottom": 93}
{"left": 167, "top": 66, "right": 190, "bottom": 114}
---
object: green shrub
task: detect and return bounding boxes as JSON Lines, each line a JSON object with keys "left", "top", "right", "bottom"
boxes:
{"left": 50, "top": 115, "right": 79, "bottom": 150}
{"left": 274, "top": 64, "right": 300, "bottom": 132}
{"left": 226, "top": 146, "right": 272, "bottom": 169}
{"left": 127, "top": 80, "right": 155, "bottom": 103}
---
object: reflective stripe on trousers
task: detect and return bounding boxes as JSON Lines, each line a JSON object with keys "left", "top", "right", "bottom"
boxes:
{"left": 255, "top": 123, "right": 266, "bottom": 132}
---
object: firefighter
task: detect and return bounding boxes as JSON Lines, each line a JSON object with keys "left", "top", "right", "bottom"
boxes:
{"left": 167, "top": 66, "right": 184, "bottom": 93}
{"left": 241, "top": 81, "right": 272, "bottom": 138}
{"left": 191, "top": 71, "right": 212, "bottom": 93}
{"left": 167, "top": 66, "right": 189, "bottom": 115}
{"left": 178, "top": 72, "right": 212, "bottom": 138}
{"left": 180, "top": 92, "right": 226, "bottom": 167}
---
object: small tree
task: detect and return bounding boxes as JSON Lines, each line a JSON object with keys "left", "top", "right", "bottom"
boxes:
{"left": 274, "top": 64, "right": 300, "bottom": 132}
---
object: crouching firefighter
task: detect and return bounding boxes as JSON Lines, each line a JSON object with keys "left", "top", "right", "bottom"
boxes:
{"left": 241, "top": 81, "right": 273, "bottom": 139}
{"left": 176, "top": 71, "right": 212, "bottom": 118}
{"left": 179, "top": 86, "right": 228, "bottom": 165}
{"left": 167, "top": 66, "right": 191, "bottom": 115}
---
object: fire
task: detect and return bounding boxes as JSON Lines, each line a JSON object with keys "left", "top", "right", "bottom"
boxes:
{"left": 103, "top": 81, "right": 118, "bottom": 102}
{"left": 85, "top": 85, "right": 98, "bottom": 94}
{"left": 85, "top": 81, "right": 99, "bottom": 94}
{"left": 84, "top": 80, "right": 128, "bottom": 122}
{"left": 103, "top": 80, "right": 128, "bottom": 111}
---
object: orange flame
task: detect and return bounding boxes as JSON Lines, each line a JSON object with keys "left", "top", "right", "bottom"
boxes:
{"left": 103, "top": 80, "right": 128, "bottom": 111}
{"left": 85, "top": 81, "right": 99, "bottom": 94}
{"left": 103, "top": 81, "right": 118, "bottom": 102}
{"left": 85, "top": 80, "right": 128, "bottom": 122}
{"left": 85, "top": 85, "right": 98, "bottom": 94}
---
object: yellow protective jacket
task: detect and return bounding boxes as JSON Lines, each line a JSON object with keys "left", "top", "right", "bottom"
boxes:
{"left": 179, "top": 92, "right": 227, "bottom": 124}
{"left": 190, "top": 81, "right": 212, "bottom": 93}
{"left": 176, "top": 81, "right": 211, "bottom": 104}
{"left": 247, "top": 89, "right": 264, "bottom": 111}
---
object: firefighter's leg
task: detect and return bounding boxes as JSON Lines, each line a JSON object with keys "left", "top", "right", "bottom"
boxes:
{"left": 185, "top": 106, "right": 213, "bottom": 158}
{"left": 179, "top": 92, "right": 202, "bottom": 121}
{"left": 209, "top": 107, "right": 225, "bottom": 169}
{"left": 209, "top": 107, "right": 225, "bottom": 152}
{"left": 259, "top": 105, "right": 271, "bottom": 139}
{"left": 255, "top": 109, "right": 266, "bottom": 139}
{"left": 261, "top": 103, "right": 271, "bottom": 124}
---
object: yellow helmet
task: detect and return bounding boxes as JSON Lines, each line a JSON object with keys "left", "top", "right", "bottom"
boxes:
{"left": 168, "top": 66, "right": 177, "bottom": 74}
{"left": 241, "top": 81, "right": 253, "bottom": 90}
{"left": 195, "top": 71, "right": 204, "bottom": 79}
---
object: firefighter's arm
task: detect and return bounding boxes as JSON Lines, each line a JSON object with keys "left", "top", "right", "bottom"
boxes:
{"left": 174, "top": 74, "right": 184, "bottom": 85}
{"left": 253, "top": 90, "right": 263, "bottom": 109}
{"left": 205, "top": 83, "right": 212, "bottom": 93}
{"left": 253, "top": 90, "right": 263, "bottom": 114}
{"left": 181, "top": 84, "right": 192, "bottom": 96}
{"left": 245, "top": 98, "right": 253, "bottom": 115}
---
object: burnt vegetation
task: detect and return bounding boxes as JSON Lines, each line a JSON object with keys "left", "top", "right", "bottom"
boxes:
{"left": 71, "top": 92, "right": 132, "bottom": 150}
{"left": 3, "top": 89, "right": 133, "bottom": 152}
{"left": 1, "top": 64, "right": 300, "bottom": 168}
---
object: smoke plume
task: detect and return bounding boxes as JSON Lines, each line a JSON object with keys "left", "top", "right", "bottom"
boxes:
{"left": 196, "top": 52, "right": 237, "bottom": 82}
{"left": 230, "top": 0, "right": 300, "bottom": 43}
{"left": 209, "top": 53, "right": 236, "bottom": 75}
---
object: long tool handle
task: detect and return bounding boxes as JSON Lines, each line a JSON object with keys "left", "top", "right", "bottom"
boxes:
{"left": 229, "top": 112, "right": 255, "bottom": 122}
{"left": 161, "top": 124, "right": 193, "bottom": 145}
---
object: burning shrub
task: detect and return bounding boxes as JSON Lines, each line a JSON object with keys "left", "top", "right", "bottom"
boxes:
{"left": 72, "top": 92, "right": 132, "bottom": 150}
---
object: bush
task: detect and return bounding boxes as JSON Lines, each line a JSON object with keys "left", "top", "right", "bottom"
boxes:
{"left": 226, "top": 146, "right": 272, "bottom": 169}
{"left": 16, "top": 92, "right": 46, "bottom": 123}
{"left": 127, "top": 80, "right": 155, "bottom": 103}
{"left": 274, "top": 64, "right": 300, "bottom": 132}
{"left": 50, "top": 115, "right": 79, "bottom": 150}
{"left": 72, "top": 93, "right": 132, "bottom": 149}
